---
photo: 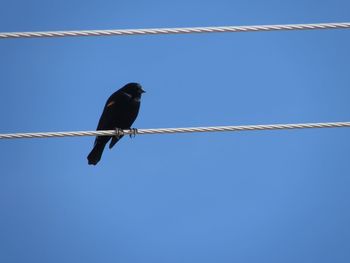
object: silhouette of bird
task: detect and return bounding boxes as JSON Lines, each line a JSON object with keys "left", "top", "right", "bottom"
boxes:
{"left": 87, "top": 82, "right": 145, "bottom": 165}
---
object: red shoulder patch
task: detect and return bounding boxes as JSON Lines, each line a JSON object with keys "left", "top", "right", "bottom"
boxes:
{"left": 107, "top": 101, "right": 115, "bottom": 107}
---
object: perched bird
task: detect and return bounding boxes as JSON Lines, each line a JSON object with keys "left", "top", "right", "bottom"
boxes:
{"left": 87, "top": 82, "right": 145, "bottom": 165}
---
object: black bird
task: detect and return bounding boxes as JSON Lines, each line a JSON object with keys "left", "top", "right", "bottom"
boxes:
{"left": 87, "top": 82, "right": 145, "bottom": 165}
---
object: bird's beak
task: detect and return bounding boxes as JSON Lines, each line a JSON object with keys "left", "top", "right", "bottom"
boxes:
{"left": 141, "top": 88, "right": 146, "bottom": 93}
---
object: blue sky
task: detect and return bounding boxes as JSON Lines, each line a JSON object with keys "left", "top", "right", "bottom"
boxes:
{"left": 0, "top": 1, "right": 350, "bottom": 262}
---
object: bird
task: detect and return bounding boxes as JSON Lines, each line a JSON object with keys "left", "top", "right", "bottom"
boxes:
{"left": 87, "top": 82, "right": 145, "bottom": 165}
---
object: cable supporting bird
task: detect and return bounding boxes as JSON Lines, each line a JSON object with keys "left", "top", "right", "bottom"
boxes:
{"left": 87, "top": 82, "right": 145, "bottom": 165}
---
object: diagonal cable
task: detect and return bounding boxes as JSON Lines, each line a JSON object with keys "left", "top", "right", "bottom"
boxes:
{"left": 0, "top": 22, "right": 349, "bottom": 39}
{"left": 0, "top": 121, "right": 350, "bottom": 140}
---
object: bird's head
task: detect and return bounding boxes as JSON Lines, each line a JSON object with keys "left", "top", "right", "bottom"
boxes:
{"left": 121, "top": 82, "right": 146, "bottom": 97}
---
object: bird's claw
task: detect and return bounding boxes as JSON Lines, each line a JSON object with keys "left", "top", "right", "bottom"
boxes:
{"left": 115, "top": 128, "right": 124, "bottom": 137}
{"left": 129, "top": 128, "right": 138, "bottom": 138}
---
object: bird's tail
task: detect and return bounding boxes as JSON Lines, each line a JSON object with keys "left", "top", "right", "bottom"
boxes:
{"left": 87, "top": 143, "right": 106, "bottom": 165}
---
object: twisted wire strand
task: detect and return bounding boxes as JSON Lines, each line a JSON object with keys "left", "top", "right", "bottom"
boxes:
{"left": 1, "top": 22, "right": 349, "bottom": 39}
{"left": 1, "top": 122, "right": 349, "bottom": 140}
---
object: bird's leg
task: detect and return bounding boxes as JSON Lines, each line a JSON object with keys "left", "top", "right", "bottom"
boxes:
{"left": 115, "top": 128, "right": 124, "bottom": 138}
{"left": 129, "top": 128, "right": 138, "bottom": 138}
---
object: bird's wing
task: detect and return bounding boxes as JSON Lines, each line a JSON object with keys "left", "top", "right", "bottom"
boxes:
{"left": 96, "top": 91, "right": 130, "bottom": 130}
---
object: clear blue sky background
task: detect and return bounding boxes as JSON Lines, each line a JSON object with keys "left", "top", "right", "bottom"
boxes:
{"left": 0, "top": 1, "right": 349, "bottom": 262}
